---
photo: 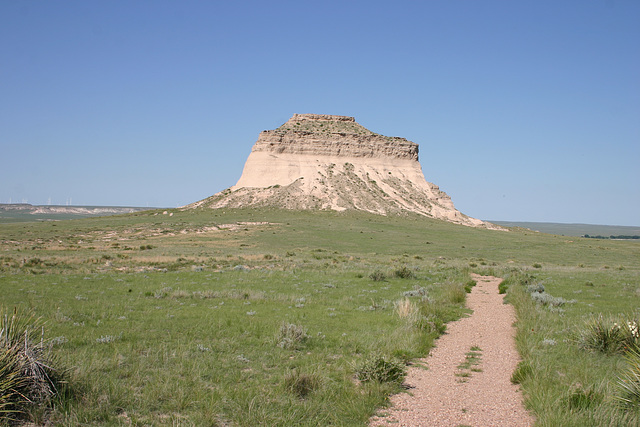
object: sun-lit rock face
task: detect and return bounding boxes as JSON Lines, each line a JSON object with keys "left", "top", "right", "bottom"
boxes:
{"left": 187, "top": 114, "right": 502, "bottom": 229}
{"left": 248, "top": 114, "right": 418, "bottom": 161}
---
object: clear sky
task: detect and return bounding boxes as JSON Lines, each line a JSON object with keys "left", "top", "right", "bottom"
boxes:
{"left": 1, "top": 1, "right": 638, "bottom": 226}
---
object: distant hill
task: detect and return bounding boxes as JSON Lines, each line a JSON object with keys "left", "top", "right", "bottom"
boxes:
{"left": 490, "top": 221, "right": 640, "bottom": 238}
{"left": 0, "top": 204, "right": 155, "bottom": 223}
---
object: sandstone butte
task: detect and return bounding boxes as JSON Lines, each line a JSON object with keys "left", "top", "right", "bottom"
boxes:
{"left": 187, "top": 114, "right": 503, "bottom": 229}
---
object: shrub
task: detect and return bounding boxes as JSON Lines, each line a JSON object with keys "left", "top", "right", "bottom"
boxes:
{"left": 393, "top": 266, "right": 415, "bottom": 279}
{"left": 276, "top": 322, "right": 309, "bottom": 350}
{"left": 354, "top": 353, "right": 406, "bottom": 384}
{"left": 530, "top": 292, "right": 572, "bottom": 307}
{"left": 526, "top": 283, "right": 545, "bottom": 294}
{"left": 369, "top": 270, "right": 387, "bottom": 282}
{"left": 402, "top": 286, "right": 429, "bottom": 299}
{"left": 0, "top": 307, "right": 67, "bottom": 422}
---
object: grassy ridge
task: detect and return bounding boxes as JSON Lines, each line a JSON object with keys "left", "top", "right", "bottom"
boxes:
{"left": 0, "top": 208, "right": 638, "bottom": 425}
{"left": 2, "top": 208, "right": 637, "bottom": 275}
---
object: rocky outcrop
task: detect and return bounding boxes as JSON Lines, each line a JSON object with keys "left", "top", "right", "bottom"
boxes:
{"left": 188, "top": 114, "right": 502, "bottom": 229}
{"left": 249, "top": 114, "right": 418, "bottom": 161}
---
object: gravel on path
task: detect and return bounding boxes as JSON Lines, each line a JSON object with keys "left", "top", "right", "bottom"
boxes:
{"left": 369, "top": 274, "right": 534, "bottom": 426}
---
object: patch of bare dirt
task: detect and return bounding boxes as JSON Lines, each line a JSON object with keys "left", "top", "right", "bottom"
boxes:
{"left": 370, "top": 274, "right": 534, "bottom": 426}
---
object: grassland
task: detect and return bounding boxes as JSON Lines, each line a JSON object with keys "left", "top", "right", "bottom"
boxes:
{"left": 491, "top": 221, "right": 640, "bottom": 238}
{"left": 1, "top": 208, "right": 638, "bottom": 425}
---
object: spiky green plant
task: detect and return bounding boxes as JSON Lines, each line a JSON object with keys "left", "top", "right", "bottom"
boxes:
{"left": 616, "top": 344, "right": 640, "bottom": 411}
{"left": 577, "top": 313, "right": 639, "bottom": 355}
{"left": 0, "top": 345, "right": 29, "bottom": 419}
{"left": 0, "top": 307, "right": 66, "bottom": 422}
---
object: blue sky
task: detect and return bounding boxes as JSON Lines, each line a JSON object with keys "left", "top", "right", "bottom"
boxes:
{"left": 1, "top": 1, "right": 638, "bottom": 225}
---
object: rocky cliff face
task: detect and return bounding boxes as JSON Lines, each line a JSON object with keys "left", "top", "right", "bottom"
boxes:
{"left": 251, "top": 114, "right": 418, "bottom": 160}
{"left": 188, "top": 114, "right": 501, "bottom": 229}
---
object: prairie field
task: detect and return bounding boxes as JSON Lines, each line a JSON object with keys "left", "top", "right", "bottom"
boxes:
{"left": 1, "top": 208, "right": 638, "bottom": 425}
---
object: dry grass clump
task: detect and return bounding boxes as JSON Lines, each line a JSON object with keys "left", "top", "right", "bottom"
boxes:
{"left": 394, "top": 298, "right": 416, "bottom": 320}
{"left": 369, "top": 270, "right": 387, "bottom": 282}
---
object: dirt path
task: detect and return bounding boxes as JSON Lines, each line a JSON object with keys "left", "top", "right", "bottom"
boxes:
{"left": 370, "top": 274, "right": 534, "bottom": 426}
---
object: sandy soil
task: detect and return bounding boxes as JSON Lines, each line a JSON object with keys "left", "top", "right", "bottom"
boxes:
{"left": 369, "top": 274, "right": 534, "bottom": 426}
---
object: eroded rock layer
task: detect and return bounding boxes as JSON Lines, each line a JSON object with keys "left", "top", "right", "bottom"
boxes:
{"left": 188, "top": 114, "right": 501, "bottom": 229}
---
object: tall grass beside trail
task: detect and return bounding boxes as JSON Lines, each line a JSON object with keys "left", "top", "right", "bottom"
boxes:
{"left": 505, "top": 269, "right": 640, "bottom": 426}
{"left": 0, "top": 266, "right": 473, "bottom": 426}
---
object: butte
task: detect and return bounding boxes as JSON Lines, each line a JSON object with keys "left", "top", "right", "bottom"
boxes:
{"left": 188, "top": 114, "right": 501, "bottom": 229}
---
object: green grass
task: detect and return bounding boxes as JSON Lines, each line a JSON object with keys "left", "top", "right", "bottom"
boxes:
{"left": 0, "top": 207, "right": 638, "bottom": 425}
{"left": 456, "top": 346, "right": 483, "bottom": 382}
{"left": 505, "top": 269, "right": 640, "bottom": 425}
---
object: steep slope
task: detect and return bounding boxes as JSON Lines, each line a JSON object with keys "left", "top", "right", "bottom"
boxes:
{"left": 187, "top": 114, "right": 501, "bottom": 229}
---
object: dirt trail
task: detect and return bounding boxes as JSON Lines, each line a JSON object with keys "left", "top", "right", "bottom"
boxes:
{"left": 370, "top": 274, "right": 534, "bottom": 426}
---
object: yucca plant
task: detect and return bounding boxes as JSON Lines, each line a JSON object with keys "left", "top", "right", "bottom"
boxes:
{"left": 577, "top": 314, "right": 628, "bottom": 354}
{"left": 616, "top": 343, "right": 640, "bottom": 411}
{"left": 0, "top": 307, "right": 66, "bottom": 422}
{"left": 0, "top": 345, "right": 29, "bottom": 419}
{"left": 577, "top": 313, "right": 640, "bottom": 355}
